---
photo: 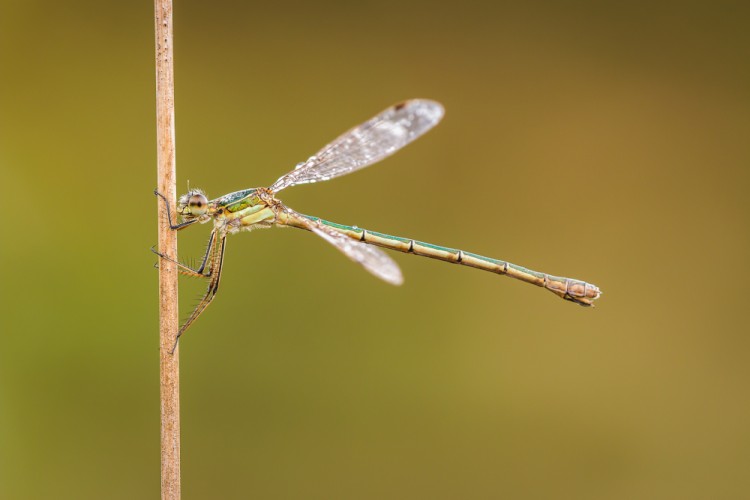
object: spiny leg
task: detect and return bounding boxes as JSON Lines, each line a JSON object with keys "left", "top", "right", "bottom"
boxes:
{"left": 154, "top": 189, "right": 198, "bottom": 231}
{"left": 153, "top": 188, "right": 201, "bottom": 275}
{"left": 151, "top": 230, "right": 216, "bottom": 278}
{"left": 195, "top": 231, "right": 215, "bottom": 274}
{"left": 171, "top": 234, "right": 227, "bottom": 353}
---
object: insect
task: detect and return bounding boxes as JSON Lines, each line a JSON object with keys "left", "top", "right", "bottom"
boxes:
{"left": 154, "top": 99, "right": 601, "bottom": 352}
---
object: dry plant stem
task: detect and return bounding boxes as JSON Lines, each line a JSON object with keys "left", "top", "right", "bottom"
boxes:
{"left": 155, "top": 0, "right": 180, "bottom": 498}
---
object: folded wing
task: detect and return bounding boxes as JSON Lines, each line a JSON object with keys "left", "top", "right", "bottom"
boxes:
{"left": 285, "top": 209, "right": 404, "bottom": 286}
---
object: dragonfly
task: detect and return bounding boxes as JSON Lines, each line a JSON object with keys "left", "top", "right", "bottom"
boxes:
{"left": 154, "top": 99, "right": 601, "bottom": 352}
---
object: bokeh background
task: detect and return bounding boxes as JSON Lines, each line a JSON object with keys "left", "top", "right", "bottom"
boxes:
{"left": 1, "top": 0, "right": 749, "bottom": 498}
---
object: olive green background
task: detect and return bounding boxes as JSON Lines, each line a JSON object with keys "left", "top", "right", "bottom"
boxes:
{"left": 1, "top": 1, "right": 748, "bottom": 498}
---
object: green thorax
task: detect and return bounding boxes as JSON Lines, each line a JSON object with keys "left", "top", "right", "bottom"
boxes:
{"left": 211, "top": 188, "right": 263, "bottom": 214}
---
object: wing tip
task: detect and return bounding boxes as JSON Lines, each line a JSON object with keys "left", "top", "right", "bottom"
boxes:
{"left": 399, "top": 99, "right": 445, "bottom": 123}
{"left": 388, "top": 273, "right": 405, "bottom": 286}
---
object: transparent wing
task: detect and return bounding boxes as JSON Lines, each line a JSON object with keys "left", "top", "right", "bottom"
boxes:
{"left": 284, "top": 208, "right": 404, "bottom": 286}
{"left": 269, "top": 99, "right": 444, "bottom": 193}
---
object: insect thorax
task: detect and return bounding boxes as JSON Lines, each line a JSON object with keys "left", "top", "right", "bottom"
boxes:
{"left": 213, "top": 188, "right": 260, "bottom": 212}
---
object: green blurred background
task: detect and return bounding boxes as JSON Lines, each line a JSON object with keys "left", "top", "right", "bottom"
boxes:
{"left": 1, "top": 0, "right": 748, "bottom": 498}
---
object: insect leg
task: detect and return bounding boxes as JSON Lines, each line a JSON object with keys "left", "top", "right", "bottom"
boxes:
{"left": 171, "top": 234, "right": 227, "bottom": 353}
{"left": 151, "top": 231, "right": 216, "bottom": 278}
{"left": 154, "top": 189, "right": 198, "bottom": 230}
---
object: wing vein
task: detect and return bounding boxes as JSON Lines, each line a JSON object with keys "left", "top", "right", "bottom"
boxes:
{"left": 270, "top": 99, "right": 444, "bottom": 193}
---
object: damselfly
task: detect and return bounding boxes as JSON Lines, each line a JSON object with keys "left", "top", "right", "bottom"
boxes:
{"left": 155, "top": 99, "right": 601, "bottom": 352}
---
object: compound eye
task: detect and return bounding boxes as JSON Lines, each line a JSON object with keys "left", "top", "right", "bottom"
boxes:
{"left": 188, "top": 193, "right": 208, "bottom": 215}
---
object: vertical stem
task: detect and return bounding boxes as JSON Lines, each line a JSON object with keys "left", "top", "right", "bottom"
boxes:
{"left": 154, "top": 0, "right": 180, "bottom": 498}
